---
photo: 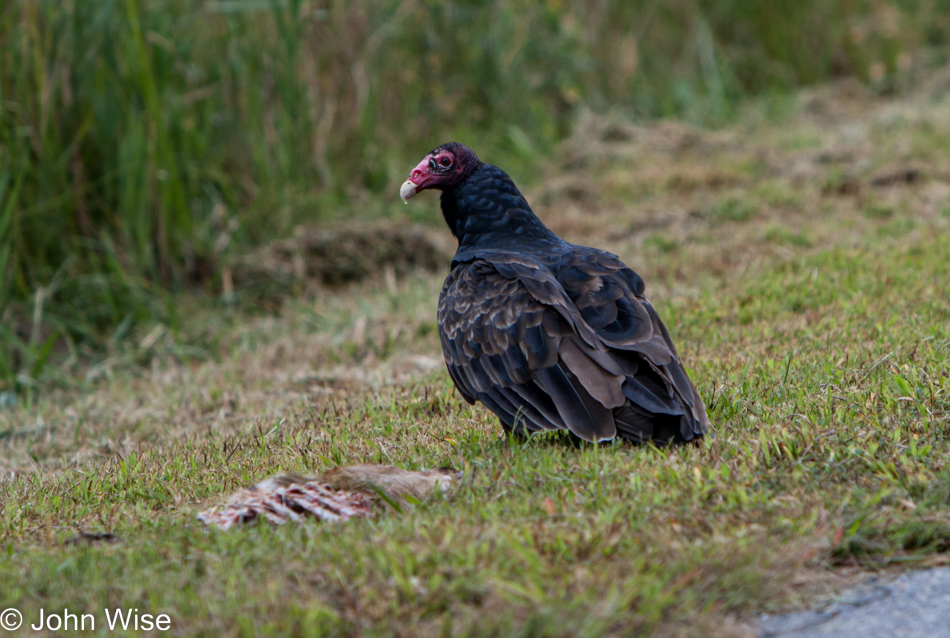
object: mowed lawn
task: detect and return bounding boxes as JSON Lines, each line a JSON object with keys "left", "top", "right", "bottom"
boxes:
{"left": 1, "top": 83, "right": 949, "bottom": 637}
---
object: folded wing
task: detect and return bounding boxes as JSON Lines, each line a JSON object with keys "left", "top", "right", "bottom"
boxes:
{"left": 438, "top": 251, "right": 708, "bottom": 443}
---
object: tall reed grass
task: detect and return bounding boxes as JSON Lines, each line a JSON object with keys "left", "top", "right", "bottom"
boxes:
{"left": 1, "top": 0, "right": 948, "bottom": 388}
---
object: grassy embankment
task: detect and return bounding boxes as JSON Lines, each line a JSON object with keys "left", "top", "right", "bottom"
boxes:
{"left": 1, "top": 78, "right": 949, "bottom": 635}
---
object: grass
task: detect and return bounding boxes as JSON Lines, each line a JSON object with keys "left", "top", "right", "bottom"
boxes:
{"left": 1, "top": 80, "right": 949, "bottom": 635}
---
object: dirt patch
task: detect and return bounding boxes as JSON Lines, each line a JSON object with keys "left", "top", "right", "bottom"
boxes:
{"left": 230, "top": 221, "right": 455, "bottom": 302}
{"left": 870, "top": 165, "right": 924, "bottom": 188}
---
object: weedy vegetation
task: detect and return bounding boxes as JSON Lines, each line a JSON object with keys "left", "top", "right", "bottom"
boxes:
{"left": 1, "top": 71, "right": 949, "bottom": 635}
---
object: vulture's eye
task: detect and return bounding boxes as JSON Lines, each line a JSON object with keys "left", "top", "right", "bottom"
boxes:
{"left": 440, "top": 156, "right": 452, "bottom": 167}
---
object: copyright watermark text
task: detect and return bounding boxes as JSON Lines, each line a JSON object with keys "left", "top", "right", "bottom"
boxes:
{"left": 1, "top": 608, "right": 171, "bottom": 632}
{"left": 0, "top": 609, "right": 21, "bottom": 631}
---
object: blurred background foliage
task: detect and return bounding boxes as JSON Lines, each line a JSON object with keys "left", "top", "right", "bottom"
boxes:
{"left": 1, "top": 0, "right": 949, "bottom": 390}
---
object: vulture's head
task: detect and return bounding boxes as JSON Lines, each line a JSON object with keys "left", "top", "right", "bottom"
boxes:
{"left": 400, "top": 142, "right": 480, "bottom": 203}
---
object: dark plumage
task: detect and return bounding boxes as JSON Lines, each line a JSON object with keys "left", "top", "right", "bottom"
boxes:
{"left": 401, "top": 142, "right": 708, "bottom": 444}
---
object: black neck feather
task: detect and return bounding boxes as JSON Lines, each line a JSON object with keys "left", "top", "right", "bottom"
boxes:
{"left": 440, "top": 163, "right": 558, "bottom": 254}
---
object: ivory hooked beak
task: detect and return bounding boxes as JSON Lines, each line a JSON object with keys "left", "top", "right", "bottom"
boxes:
{"left": 399, "top": 180, "right": 418, "bottom": 204}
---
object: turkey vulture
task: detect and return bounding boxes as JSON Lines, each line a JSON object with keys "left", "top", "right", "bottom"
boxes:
{"left": 401, "top": 142, "right": 708, "bottom": 444}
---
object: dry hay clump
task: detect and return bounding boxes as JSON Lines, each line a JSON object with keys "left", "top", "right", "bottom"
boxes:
{"left": 230, "top": 221, "right": 455, "bottom": 301}
{"left": 198, "top": 464, "right": 461, "bottom": 530}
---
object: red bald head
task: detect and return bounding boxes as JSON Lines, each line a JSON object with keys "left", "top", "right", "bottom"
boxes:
{"left": 400, "top": 142, "right": 481, "bottom": 203}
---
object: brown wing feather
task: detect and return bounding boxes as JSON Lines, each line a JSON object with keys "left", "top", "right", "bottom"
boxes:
{"left": 558, "top": 338, "right": 625, "bottom": 408}
{"left": 438, "top": 251, "right": 708, "bottom": 443}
